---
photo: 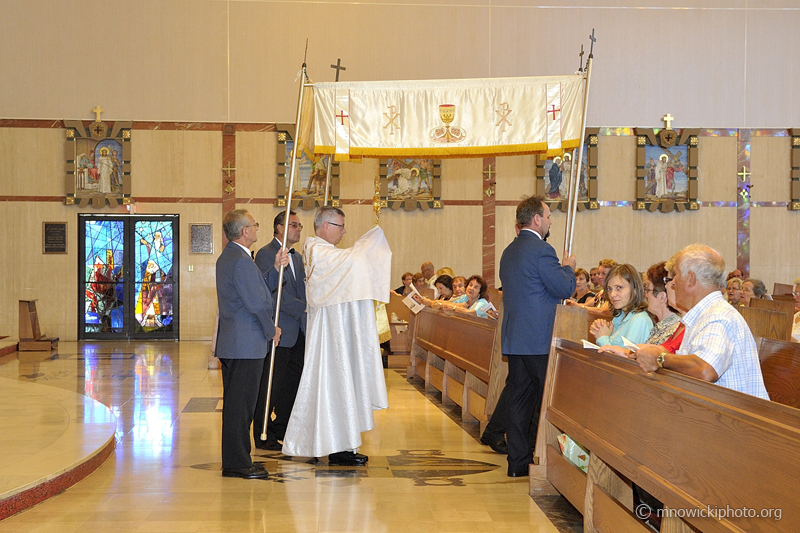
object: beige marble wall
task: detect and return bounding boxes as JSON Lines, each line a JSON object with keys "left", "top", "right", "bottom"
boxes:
{"left": 2, "top": 2, "right": 799, "bottom": 128}
{"left": 1, "top": 125, "right": 797, "bottom": 341}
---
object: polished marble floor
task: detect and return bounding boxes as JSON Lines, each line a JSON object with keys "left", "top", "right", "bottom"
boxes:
{"left": 0, "top": 341, "right": 572, "bottom": 532}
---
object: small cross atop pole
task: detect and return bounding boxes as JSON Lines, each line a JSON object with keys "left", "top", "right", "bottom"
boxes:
{"left": 330, "top": 58, "right": 346, "bottom": 82}
{"left": 588, "top": 29, "right": 596, "bottom": 56}
{"left": 578, "top": 45, "right": 585, "bottom": 72}
{"left": 92, "top": 105, "right": 104, "bottom": 122}
{"left": 663, "top": 113, "right": 674, "bottom": 129}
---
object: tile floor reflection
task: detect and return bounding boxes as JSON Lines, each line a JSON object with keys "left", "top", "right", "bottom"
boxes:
{"left": 0, "top": 341, "right": 575, "bottom": 532}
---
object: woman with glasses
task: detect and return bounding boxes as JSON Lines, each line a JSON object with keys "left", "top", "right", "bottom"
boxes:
{"left": 590, "top": 264, "right": 653, "bottom": 347}
{"left": 741, "top": 278, "right": 767, "bottom": 307}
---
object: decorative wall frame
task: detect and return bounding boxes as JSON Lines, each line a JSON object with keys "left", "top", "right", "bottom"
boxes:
{"left": 378, "top": 158, "right": 442, "bottom": 210}
{"left": 189, "top": 223, "right": 214, "bottom": 254}
{"left": 634, "top": 127, "right": 699, "bottom": 212}
{"left": 791, "top": 128, "right": 800, "bottom": 211}
{"left": 64, "top": 108, "right": 132, "bottom": 208}
{"left": 536, "top": 128, "right": 599, "bottom": 211}
{"left": 276, "top": 127, "right": 340, "bottom": 210}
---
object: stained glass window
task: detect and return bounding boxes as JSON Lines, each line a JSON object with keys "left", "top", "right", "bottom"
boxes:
{"left": 134, "top": 220, "right": 174, "bottom": 333}
{"left": 84, "top": 220, "right": 124, "bottom": 333}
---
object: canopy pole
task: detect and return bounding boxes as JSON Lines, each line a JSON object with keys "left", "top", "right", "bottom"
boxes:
{"left": 260, "top": 59, "right": 309, "bottom": 441}
{"left": 565, "top": 52, "right": 594, "bottom": 257}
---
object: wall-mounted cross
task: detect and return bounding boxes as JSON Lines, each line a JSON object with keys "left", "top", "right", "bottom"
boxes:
{"left": 222, "top": 162, "right": 236, "bottom": 178}
{"left": 330, "top": 58, "right": 346, "bottom": 82}
{"left": 92, "top": 105, "right": 104, "bottom": 122}
{"left": 662, "top": 113, "right": 674, "bottom": 129}
{"left": 737, "top": 165, "right": 751, "bottom": 182}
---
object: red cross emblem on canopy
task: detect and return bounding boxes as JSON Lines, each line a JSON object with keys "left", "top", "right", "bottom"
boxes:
{"left": 547, "top": 104, "right": 561, "bottom": 121}
{"left": 336, "top": 110, "right": 349, "bottom": 126}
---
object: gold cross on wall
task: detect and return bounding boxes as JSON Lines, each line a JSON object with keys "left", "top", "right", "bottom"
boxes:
{"left": 662, "top": 113, "right": 674, "bottom": 129}
{"left": 222, "top": 162, "right": 236, "bottom": 178}
{"left": 737, "top": 166, "right": 751, "bottom": 181}
{"left": 92, "top": 105, "right": 104, "bottom": 122}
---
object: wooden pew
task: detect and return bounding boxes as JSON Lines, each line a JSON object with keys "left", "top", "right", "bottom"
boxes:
{"left": 539, "top": 337, "right": 800, "bottom": 532}
{"left": 750, "top": 297, "right": 796, "bottom": 316}
{"left": 773, "top": 282, "right": 793, "bottom": 296}
{"left": 738, "top": 306, "right": 792, "bottom": 341}
{"left": 409, "top": 307, "right": 499, "bottom": 425}
{"left": 386, "top": 292, "right": 412, "bottom": 358}
{"left": 757, "top": 336, "right": 800, "bottom": 409}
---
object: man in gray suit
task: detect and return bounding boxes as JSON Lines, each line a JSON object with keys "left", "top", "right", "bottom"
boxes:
{"left": 254, "top": 209, "right": 306, "bottom": 450}
{"left": 215, "top": 209, "right": 286, "bottom": 479}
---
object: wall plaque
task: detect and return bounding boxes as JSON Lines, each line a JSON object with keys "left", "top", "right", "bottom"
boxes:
{"left": 190, "top": 224, "right": 213, "bottom": 254}
{"left": 43, "top": 222, "right": 68, "bottom": 254}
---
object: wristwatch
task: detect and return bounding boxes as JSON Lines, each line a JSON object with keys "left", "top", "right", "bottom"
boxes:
{"left": 656, "top": 351, "right": 667, "bottom": 368}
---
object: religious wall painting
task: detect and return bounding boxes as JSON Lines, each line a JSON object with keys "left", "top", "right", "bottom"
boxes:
{"left": 276, "top": 128, "right": 340, "bottom": 210}
{"left": 378, "top": 158, "right": 443, "bottom": 211}
{"left": 65, "top": 107, "right": 132, "bottom": 208}
{"left": 791, "top": 128, "right": 800, "bottom": 211}
{"left": 535, "top": 128, "right": 599, "bottom": 211}
{"left": 635, "top": 126, "right": 699, "bottom": 212}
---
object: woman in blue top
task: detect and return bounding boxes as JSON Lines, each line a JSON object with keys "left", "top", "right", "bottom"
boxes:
{"left": 590, "top": 263, "right": 653, "bottom": 347}
{"left": 447, "top": 275, "right": 496, "bottom": 319}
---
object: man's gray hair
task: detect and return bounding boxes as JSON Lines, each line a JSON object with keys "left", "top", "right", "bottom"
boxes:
{"left": 676, "top": 243, "right": 726, "bottom": 289}
{"left": 314, "top": 205, "right": 345, "bottom": 230}
{"left": 223, "top": 209, "right": 250, "bottom": 241}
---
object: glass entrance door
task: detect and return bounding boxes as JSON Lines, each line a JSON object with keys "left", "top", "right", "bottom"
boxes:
{"left": 79, "top": 215, "right": 179, "bottom": 340}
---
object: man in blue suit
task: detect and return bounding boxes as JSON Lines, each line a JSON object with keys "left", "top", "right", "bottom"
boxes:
{"left": 499, "top": 196, "right": 576, "bottom": 477}
{"left": 254, "top": 209, "right": 307, "bottom": 450}
{"left": 215, "top": 209, "right": 285, "bottom": 479}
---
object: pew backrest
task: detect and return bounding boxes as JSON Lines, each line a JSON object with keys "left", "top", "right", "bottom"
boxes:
{"left": 750, "top": 296, "right": 796, "bottom": 316}
{"left": 757, "top": 336, "right": 800, "bottom": 409}
{"left": 738, "top": 306, "right": 792, "bottom": 341}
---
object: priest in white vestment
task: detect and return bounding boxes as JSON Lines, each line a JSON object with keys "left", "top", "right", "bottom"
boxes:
{"left": 282, "top": 206, "right": 391, "bottom": 466}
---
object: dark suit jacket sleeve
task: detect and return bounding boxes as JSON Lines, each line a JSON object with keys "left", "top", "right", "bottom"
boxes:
{"left": 538, "top": 244, "right": 576, "bottom": 299}
{"left": 256, "top": 244, "right": 305, "bottom": 322}
{"left": 254, "top": 244, "right": 278, "bottom": 289}
{"left": 232, "top": 256, "right": 276, "bottom": 339}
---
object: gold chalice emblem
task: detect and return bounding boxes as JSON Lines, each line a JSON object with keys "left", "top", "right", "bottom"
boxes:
{"left": 430, "top": 103, "right": 466, "bottom": 143}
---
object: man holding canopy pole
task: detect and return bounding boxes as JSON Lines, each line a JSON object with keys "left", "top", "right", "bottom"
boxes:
{"left": 281, "top": 206, "right": 391, "bottom": 466}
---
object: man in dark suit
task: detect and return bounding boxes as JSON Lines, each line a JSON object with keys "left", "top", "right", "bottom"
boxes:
{"left": 499, "top": 196, "right": 576, "bottom": 477}
{"left": 215, "top": 209, "right": 286, "bottom": 479}
{"left": 253, "top": 209, "right": 307, "bottom": 451}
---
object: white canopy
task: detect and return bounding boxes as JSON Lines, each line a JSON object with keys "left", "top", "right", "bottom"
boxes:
{"left": 309, "top": 74, "right": 586, "bottom": 161}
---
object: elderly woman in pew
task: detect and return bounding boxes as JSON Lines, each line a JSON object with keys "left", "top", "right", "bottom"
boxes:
{"left": 741, "top": 278, "right": 767, "bottom": 306}
{"left": 451, "top": 276, "right": 467, "bottom": 299}
{"left": 600, "top": 261, "right": 686, "bottom": 359}
{"left": 394, "top": 272, "right": 414, "bottom": 296}
{"left": 590, "top": 263, "right": 653, "bottom": 347}
{"left": 445, "top": 275, "right": 498, "bottom": 319}
{"left": 571, "top": 268, "right": 595, "bottom": 304}
{"left": 413, "top": 275, "right": 454, "bottom": 309}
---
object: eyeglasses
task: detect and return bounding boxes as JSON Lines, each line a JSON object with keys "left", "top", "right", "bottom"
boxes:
{"left": 246, "top": 223, "right": 260, "bottom": 229}
{"left": 643, "top": 287, "right": 655, "bottom": 294}
{"left": 327, "top": 221, "right": 345, "bottom": 229}
{"left": 663, "top": 277, "right": 673, "bottom": 285}
{"left": 288, "top": 223, "right": 303, "bottom": 229}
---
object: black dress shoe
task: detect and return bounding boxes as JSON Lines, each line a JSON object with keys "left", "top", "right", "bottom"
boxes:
{"left": 507, "top": 467, "right": 529, "bottom": 478}
{"left": 222, "top": 465, "right": 269, "bottom": 479}
{"left": 480, "top": 434, "right": 509, "bottom": 455}
{"left": 328, "top": 451, "right": 369, "bottom": 466}
{"left": 255, "top": 439, "right": 283, "bottom": 451}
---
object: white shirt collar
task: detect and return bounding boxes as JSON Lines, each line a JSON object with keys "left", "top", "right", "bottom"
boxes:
{"left": 520, "top": 228, "right": 543, "bottom": 240}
